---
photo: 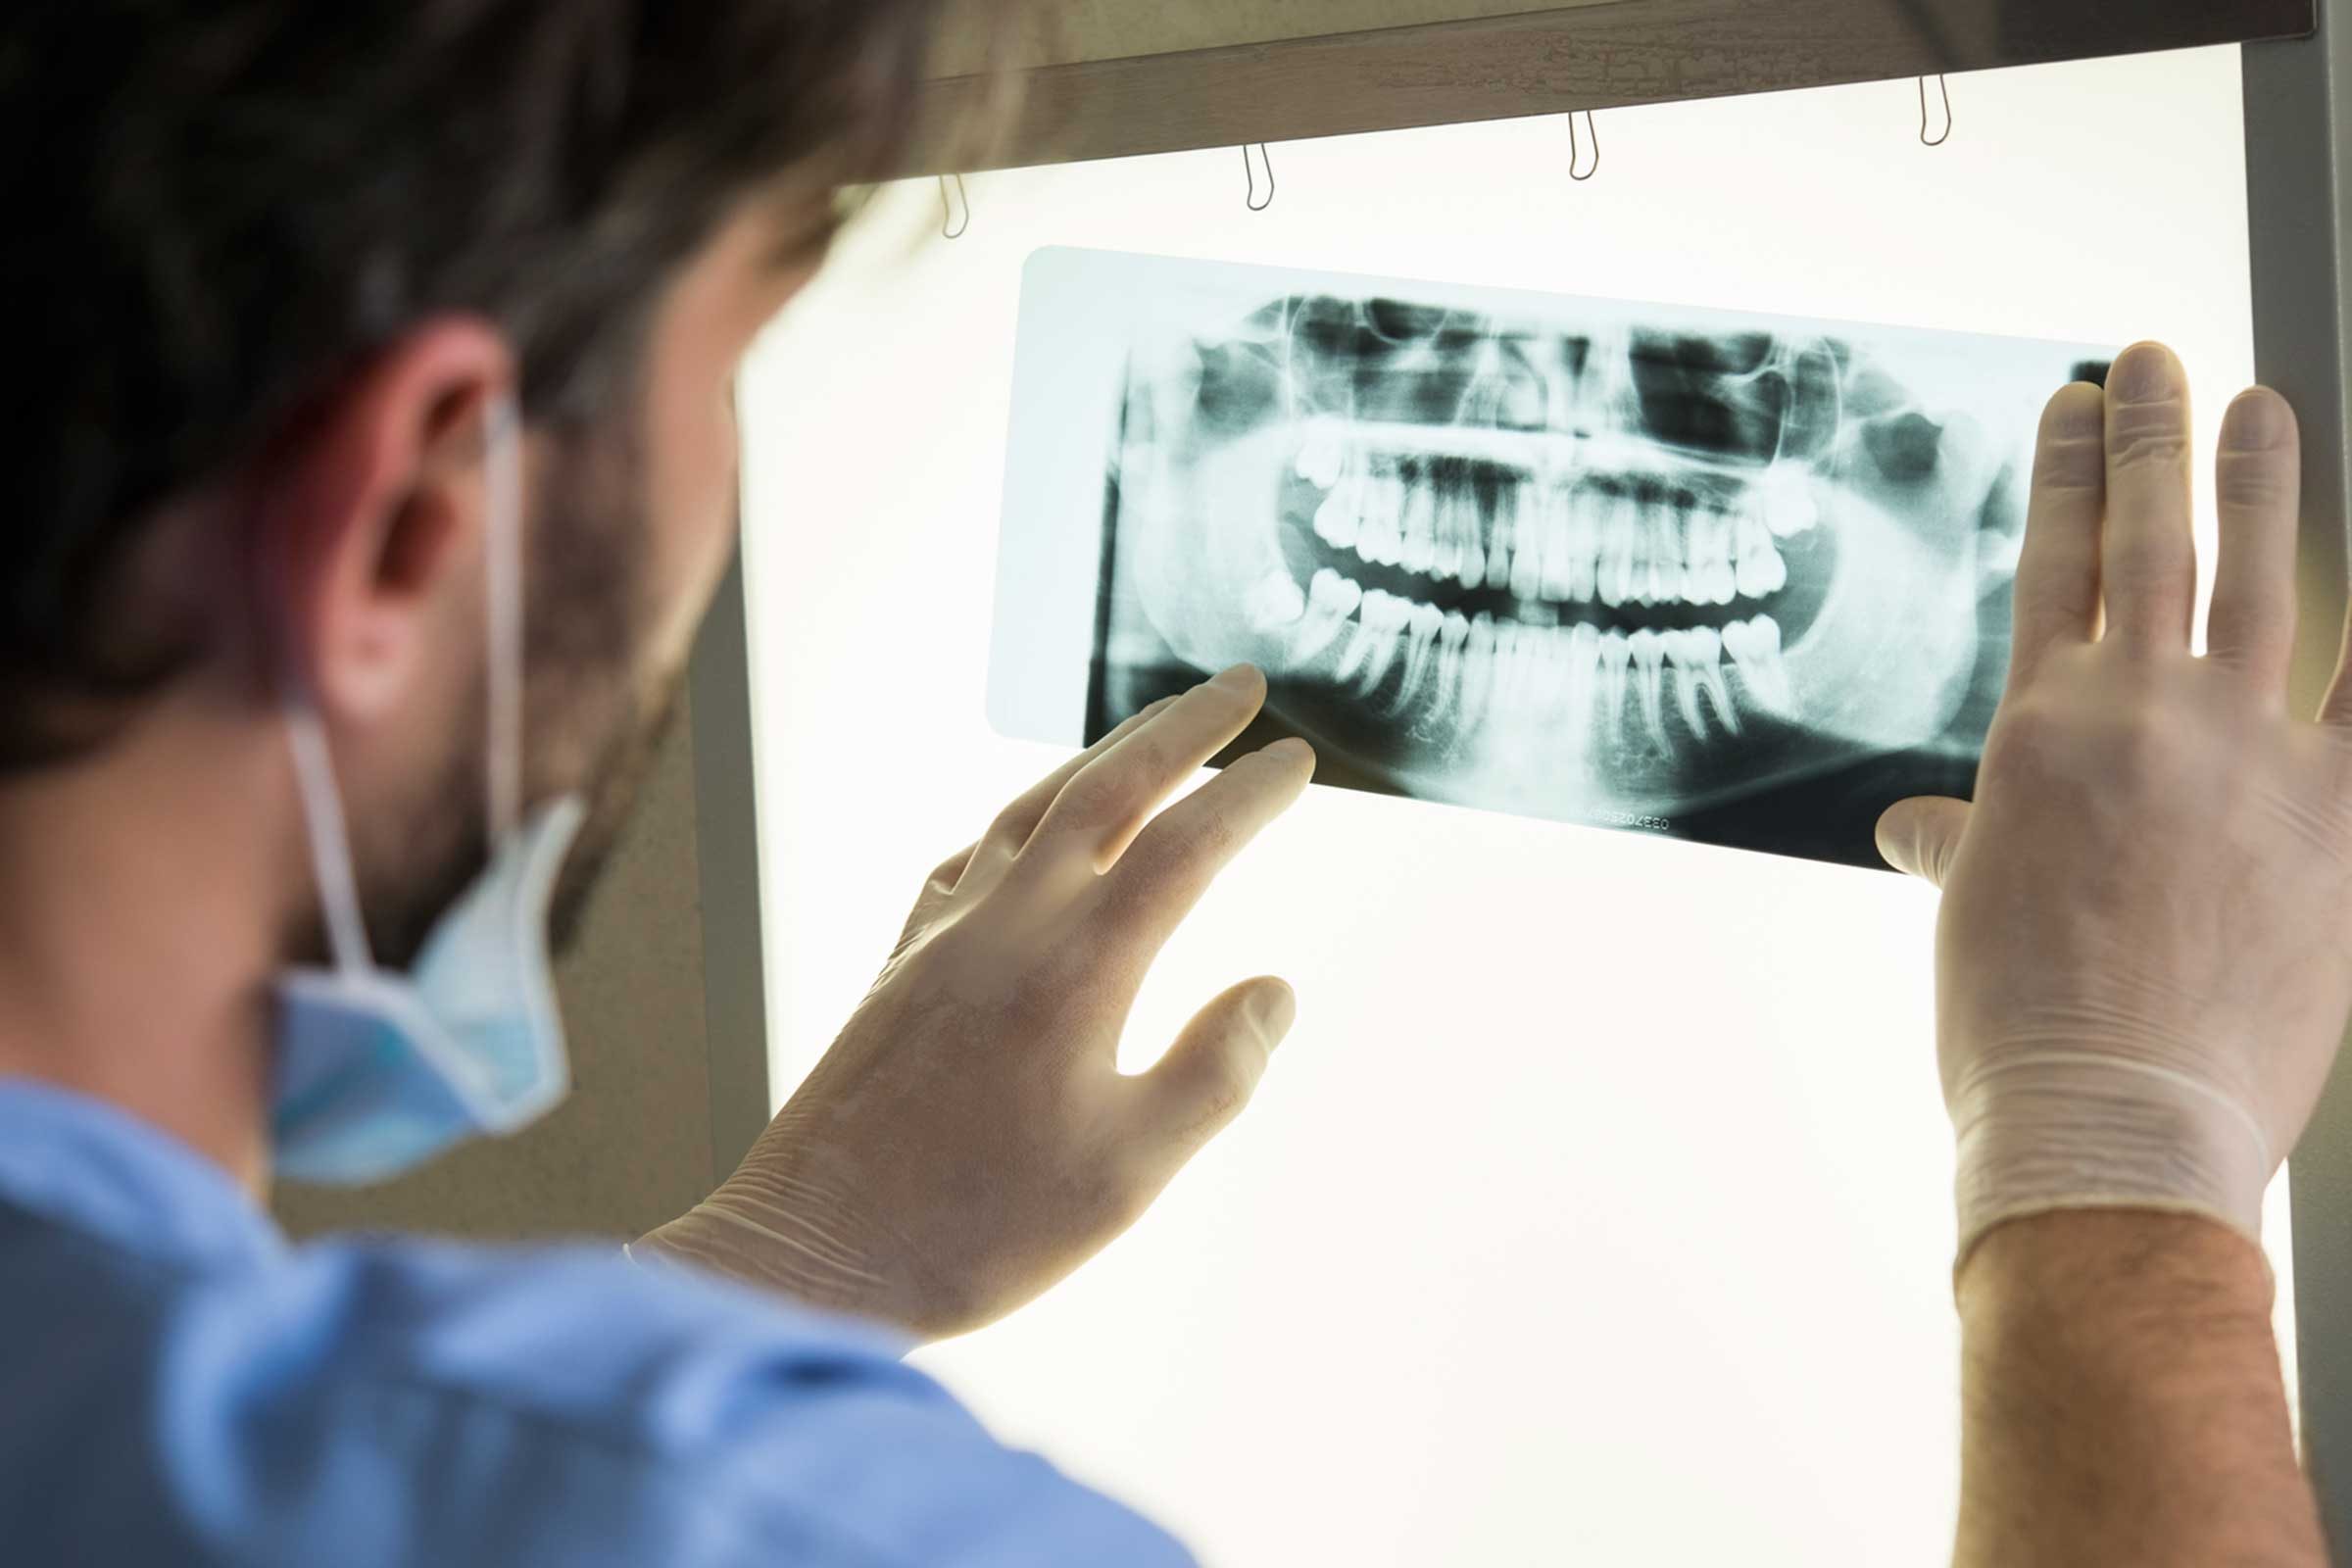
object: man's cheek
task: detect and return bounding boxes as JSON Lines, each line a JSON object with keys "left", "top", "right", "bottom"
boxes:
{"left": 648, "top": 476, "right": 742, "bottom": 668}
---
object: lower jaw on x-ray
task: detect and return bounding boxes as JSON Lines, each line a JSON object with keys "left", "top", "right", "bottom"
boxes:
{"left": 996, "top": 249, "right": 2111, "bottom": 871}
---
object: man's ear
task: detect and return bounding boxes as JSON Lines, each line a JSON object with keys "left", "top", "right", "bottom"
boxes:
{"left": 257, "top": 317, "right": 517, "bottom": 723}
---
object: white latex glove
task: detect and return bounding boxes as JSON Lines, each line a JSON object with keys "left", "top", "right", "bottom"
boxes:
{"left": 642, "top": 665, "right": 1316, "bottom": 1340}
{"left": 1877, "top": 343, "right": 2352, "bottom": 1269}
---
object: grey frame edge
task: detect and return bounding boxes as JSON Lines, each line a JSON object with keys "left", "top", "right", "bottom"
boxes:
{"left": 2249, "top": 3, "right": 2352, "bottom": 1559}
{"left": 688, "top": 552, "right": 775, "bottom": 1185}
{"left": 900, "top": 0, "right": 2315, "bottom": 178}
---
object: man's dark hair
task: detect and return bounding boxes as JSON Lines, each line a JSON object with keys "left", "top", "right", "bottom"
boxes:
{"left": 2, "top": 0, "right": 962, "bottom": 770}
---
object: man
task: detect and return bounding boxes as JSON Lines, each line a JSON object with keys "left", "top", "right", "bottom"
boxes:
{"left": 0, "top": 4, "right": 2336, "bottom": 1564}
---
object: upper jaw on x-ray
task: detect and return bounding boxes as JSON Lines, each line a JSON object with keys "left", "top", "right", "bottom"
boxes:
{"left": 1110, "top": 293, "right": 2028, "bottom": 822}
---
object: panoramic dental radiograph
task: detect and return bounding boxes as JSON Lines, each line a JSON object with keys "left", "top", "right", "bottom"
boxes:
{"left": 992, "top": 250, "right": 2109, "bottom": 869}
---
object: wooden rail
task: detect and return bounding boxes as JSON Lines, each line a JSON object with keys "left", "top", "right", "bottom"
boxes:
{"left": 899, "top": 0, "right": 2315, "bottom": 175}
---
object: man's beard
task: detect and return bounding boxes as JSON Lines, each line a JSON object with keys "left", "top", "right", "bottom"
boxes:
{"left": 542, "top": 663, "right": 687, "bottom": 957}
{"left": 348, "top": 419, "right": 696, "bottom": 973}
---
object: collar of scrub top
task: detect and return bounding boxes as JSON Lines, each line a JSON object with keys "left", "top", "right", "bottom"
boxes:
{"left": 0, "top": 1076, "right": 289, "bottom": 1274}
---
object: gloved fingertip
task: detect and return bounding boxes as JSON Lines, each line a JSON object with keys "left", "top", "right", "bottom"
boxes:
{"left": 2222, "top": 386, "right": 2294, "bottom": 453}
{"left": 1878, "top": 797, "right": 1971, "bottom": 887}
{"left": 1874, "top": 802, "right": 1922, "bottom": 879}
{"left": 1246, "top": 979, "right": 1298, "bottom": 1048}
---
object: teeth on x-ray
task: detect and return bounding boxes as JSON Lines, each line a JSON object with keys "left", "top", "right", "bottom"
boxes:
{"left": 1219, "top": 307, "right": 1868, "bottom": 763}
{"left": 1087, "top": 272, "right": 2082, "bottom": 843}
{"left": 1289, "top": 425, "right": 1811, "bottom": 743}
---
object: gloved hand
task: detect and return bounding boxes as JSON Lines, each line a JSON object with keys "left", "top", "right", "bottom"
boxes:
{"left": 641, "top": 665, "right": 1315, "bottom": 1339}
{"left": 1877, "top": 342, "right": 2352, "bottom": 1270}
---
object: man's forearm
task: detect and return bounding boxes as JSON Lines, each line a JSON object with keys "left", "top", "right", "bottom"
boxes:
{"left": 1954, "top": 1209, "right": 2323, "bottom": 1568}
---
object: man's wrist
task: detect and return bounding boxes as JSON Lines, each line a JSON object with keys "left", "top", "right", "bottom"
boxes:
{"left": 1952, "top": 1209, "right": 2319, "bottom": 1568}
{"left": 638, "top": 1197, "right": 898, "bottom": 1323}
{"left": 1958, "top": 1207, "right": 2275, "bottom": 1329}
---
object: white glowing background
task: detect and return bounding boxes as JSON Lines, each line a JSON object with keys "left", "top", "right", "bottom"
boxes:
{"left": 739, "top": 46, "right": 2287, "bottom": 1566}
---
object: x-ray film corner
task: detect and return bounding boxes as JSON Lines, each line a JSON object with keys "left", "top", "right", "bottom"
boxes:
{"left": 992, "top": 248, "right": 2113, "bottom": 872}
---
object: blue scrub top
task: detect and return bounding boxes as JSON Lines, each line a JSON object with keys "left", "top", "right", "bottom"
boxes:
{"left": 0, "top": 1079, "right": 1194, "bottom": 1566}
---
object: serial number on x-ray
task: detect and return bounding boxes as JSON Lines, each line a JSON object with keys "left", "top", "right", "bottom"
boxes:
{"left": 1592, "top": 810, "right": 1673, "bottom": 833}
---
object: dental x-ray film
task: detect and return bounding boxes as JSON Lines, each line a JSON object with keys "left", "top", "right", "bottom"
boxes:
{"left": 986, "top": 247, "right": 2113, "bottom": 870}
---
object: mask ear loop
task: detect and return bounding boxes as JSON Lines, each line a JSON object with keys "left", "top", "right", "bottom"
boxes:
{"left": 282, "top": 393, "right": 524, "bottom": 977}
{"left": 269, "top": 436, "right": 377, "bottom": 977}
{"left": 283, "top": 696, "right": 375, "bottom": 977}
{"left": 483, "top": 395, "right": 523, "bottom": 845}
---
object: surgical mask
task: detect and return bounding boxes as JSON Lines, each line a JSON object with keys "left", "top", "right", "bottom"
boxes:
{"left": 270, "top": 396, "right": 588, "bottom": 1185}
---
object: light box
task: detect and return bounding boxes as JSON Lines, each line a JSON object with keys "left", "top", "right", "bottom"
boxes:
{"left": 738, "top": 44, "right": 2290, "bottom": 1566}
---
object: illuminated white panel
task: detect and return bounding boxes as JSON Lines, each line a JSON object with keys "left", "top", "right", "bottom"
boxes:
{"left": 740, "top": 47, "right": 2287, "bottom": 1566}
